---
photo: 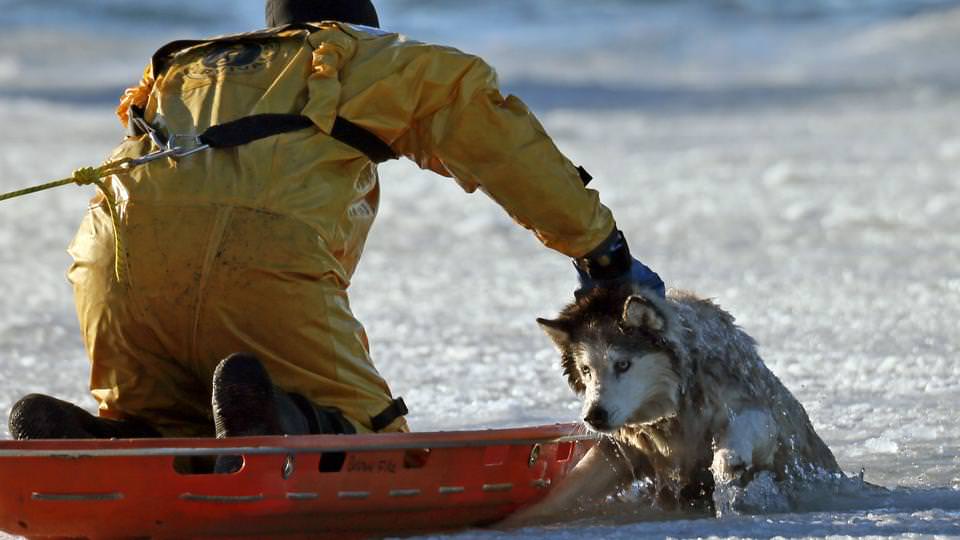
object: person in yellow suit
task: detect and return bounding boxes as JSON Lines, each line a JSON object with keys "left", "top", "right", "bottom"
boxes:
{"left": 8, "top": 0, "right": 664, "bottom": 442}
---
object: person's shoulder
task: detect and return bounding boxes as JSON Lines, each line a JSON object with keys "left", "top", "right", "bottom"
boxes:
{"left": 334, "top": 22, "right": 470, "bottom": 57}
{"left": 327, "top": 22, "right": 492, "bottom": 76}
{"left": 335, "top": 22, "right": 400, "bottom": 41}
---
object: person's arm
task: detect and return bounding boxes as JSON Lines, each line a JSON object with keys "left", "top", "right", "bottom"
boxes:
{"left": 338, "top": 35, "right": 663, "bottom": 293}
{"left": 339, "top": 41, "right": 611, "bottom": 257}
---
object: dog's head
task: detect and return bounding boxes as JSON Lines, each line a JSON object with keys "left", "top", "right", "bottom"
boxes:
{"left": 538, "top": 286, "right": 683, "bottom": 433}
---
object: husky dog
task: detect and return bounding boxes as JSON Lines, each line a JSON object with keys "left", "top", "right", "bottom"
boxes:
{"left": 512, "top": 286, "right": 842, "bottom": 522}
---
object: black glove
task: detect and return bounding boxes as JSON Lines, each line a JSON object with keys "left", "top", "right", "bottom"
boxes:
{"left": 573, "top": 229, "right": 665, "bottom": 299}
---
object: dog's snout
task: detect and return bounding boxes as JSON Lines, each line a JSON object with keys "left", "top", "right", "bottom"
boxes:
{"left": 584, "top": 405, "right": 610, "bottom": 430}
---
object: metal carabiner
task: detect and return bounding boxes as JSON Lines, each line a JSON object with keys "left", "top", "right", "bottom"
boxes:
{"left": 128, "top": 134, "right": 212, "bottom": 167}
{"left": 166, "top": 134, "right": 205, "bottom": 153}
{"left": 166, "top": 134, "right": 211, "bottom": 159}
{"left": 130, "top": 116, "right": 167, "bottom": 150}
{"left": 128, "top": 147, "right": 181, "bottom": 167}
{"left": 174, "top": 144, "right": 211, "bottom": 158}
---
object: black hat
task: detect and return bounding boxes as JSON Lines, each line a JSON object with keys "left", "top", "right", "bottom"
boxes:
{"left": 265, "top": 0, "right": 379, "bottom": 28}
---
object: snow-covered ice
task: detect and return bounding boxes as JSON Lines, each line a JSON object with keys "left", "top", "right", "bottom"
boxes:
{"left": 0, "top": 0, "right": 958, "bottom": 537}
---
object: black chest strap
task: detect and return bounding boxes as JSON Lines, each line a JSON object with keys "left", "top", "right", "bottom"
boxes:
{"left": 198, "top": 113, "right": 399, "bottom": 163}
{"left": 197, "top": 113, "right": 314, "bottom": 148}
{"left": 130, "top": 108, "right": 398, "bottom": 164}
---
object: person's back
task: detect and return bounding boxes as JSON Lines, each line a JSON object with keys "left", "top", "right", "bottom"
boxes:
{"left": 74, "top": 22, "right": 423, "bottom": 437}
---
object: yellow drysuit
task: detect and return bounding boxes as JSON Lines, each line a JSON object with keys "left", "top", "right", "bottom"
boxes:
{"left": 68, "top": 23, "right": 615, "bottom": 437}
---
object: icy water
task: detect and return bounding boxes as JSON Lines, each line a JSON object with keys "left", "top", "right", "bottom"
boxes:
{"left": 1, "top": 1, "right": 959, "bottom": 538}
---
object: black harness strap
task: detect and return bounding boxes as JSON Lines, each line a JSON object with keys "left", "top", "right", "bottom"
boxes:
{"left": 193, "top": 113, "right": 397, "bottom": 164}
{"left": 198, "top": 114, "right": 314, "bottom": 149}
{"left": 330, "top": 117, "right": 399, "bottom": 163}
{"left": 370, "top": 397, "right": 408, "bottom": 432}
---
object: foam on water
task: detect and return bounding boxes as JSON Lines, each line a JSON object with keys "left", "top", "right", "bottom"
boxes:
{"left": 0, "top": 1, "right": 959, "bottom": 538}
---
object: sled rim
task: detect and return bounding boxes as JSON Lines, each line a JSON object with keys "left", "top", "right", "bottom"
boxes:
{"left": 0, "top": 422, "right": 595, "bottom": 457}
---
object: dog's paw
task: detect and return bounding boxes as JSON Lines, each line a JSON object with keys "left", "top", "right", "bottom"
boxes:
{"left": 710, "top": 448, "right": 748, "bottom": 485}
{"left": 713, "top": 470, "right": 790, "bottom": 517}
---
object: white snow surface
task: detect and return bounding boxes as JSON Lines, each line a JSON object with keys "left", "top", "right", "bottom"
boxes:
{"left": 1, "top": 1, "right": 959, "bottom": 538}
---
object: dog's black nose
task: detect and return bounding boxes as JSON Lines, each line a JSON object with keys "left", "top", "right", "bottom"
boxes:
{"left": 583, "top": 406, "right": 609, "bottom": 430}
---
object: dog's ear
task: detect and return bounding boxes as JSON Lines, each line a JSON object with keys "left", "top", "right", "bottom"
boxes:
{"left": 537, "top": 317, "right": 572, "bottom": 349}
{"left": 539, "top": 318, "right": 585, "bottom": 394}
{"left": 622, "top": 295, "right": 666, "bottom": 332}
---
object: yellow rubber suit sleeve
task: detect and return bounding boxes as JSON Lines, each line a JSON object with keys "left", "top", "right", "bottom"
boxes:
{"left": 339, "top": 41, "right": 615, "bottom": 258}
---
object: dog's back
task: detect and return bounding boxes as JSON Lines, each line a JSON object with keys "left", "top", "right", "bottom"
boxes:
{"left": 666, "top": 291, "right": 841, "bottom": 479}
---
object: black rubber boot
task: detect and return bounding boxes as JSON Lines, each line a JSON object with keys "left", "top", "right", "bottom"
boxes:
{"left": 212, "top": 353, "right": 304, "bottom": 472}
{"left": 8, "top": 394, "right": 160, "bottom": 440}
{"left": 211, "top": 353, "right": 286, "bottom": 440}
{"left": 211, "top": 352, "right": 357, "bottom": 472}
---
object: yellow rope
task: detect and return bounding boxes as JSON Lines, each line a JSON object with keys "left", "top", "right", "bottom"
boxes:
{"left": 0, "top": 157, "right": 134, "bottom": 283}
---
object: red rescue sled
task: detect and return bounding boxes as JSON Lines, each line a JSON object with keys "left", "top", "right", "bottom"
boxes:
{"left": 0, "top": 423, "right": 593, "bottom": 539}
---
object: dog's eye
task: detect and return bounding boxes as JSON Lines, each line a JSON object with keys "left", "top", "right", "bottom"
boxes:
{"left": 614, "top": 359, "right": 632, "bottom": 374}
{"left": 580, "top": 365, "right": 591, "bottom": 377}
